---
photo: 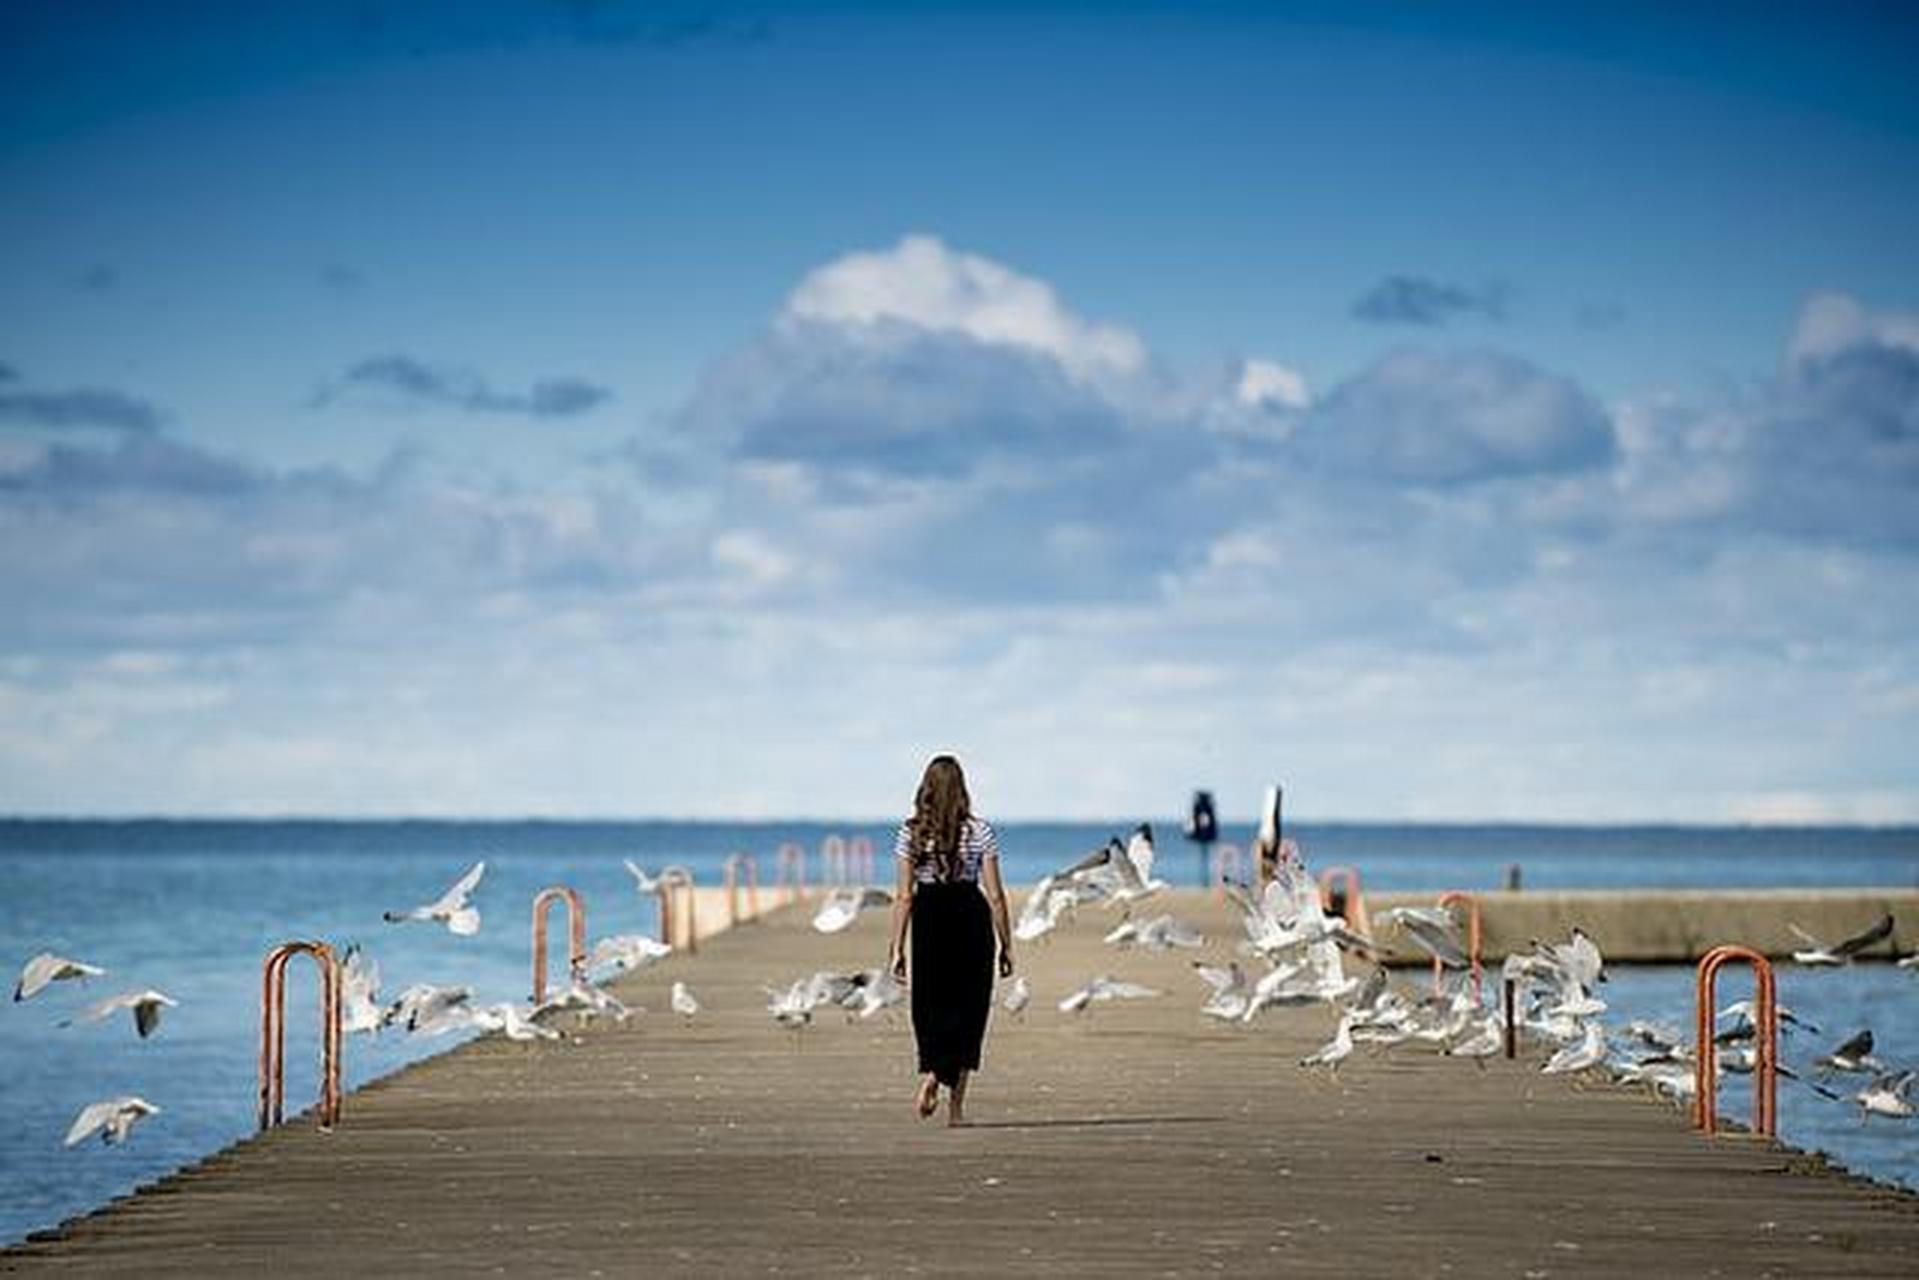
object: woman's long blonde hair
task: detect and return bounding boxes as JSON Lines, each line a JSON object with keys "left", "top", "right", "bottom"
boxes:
{"left": 906, "top": 754, "right": 971, "bottom": 883}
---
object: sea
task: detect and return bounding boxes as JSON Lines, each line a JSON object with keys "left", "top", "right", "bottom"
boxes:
{"left": 2, "top": 819, "right": 1915, "bottom": 1245}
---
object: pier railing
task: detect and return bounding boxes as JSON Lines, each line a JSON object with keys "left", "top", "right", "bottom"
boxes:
{"left": 1693, "top": 945, "right": 1778, "bottom": 1138}
{"left": 657, "top": 865, "right": 698, "bottom": 955}
{"left": 821, "top": 834, "right": 847, "bottom": 887}
{"left": 259, "top": 941, "right": 342, "bottom": 1132}
{"left": 723, "top": 852, "right": 762, "bottom": 926}
{"left": 776, "top": 841, "right": 807, "bottom": 903}
{"left": 847, "top": 835, "right": 875, "bottom": 887}
{"left": 531, "top": 886, "right": 587, "bottom": 1005}
{"left": 1317, "top": 865, "right": 1371, "bottom": 938}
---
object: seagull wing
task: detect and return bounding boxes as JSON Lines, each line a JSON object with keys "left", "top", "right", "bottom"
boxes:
{"left": 64, "top": 1099, "right": 122, "bottom": 1146}
{"left": 1832, "top": 913, "right": 1895, "bottom": 957}
{"left": 1785, "top": 922, "right": 1825, "bottom": 949}
{"left": 1831, "top": 1028, "right": 1874, "bottom": 1061}
{"left": 431, "top": 860, "right": 486, "bottom": 913}
{"left": 133, "top": 995, "right": 168, "bottom": 1039}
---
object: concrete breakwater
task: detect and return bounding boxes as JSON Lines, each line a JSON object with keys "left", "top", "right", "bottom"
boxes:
{"left": 1357, "top": 888, "right": 1918, "bottom": 965}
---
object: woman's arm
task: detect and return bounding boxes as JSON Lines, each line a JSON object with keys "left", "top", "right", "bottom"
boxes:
{"left": 981, "top": 855, "right": 1015, "bottom": 977}
{"left": 887, "top": 851, "right": 914, "bottom": 981}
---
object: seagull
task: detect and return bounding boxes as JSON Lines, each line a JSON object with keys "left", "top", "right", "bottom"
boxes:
{"left": 811, "top": 887, "right": 893, "bottom": 934}
{"left": 1814, "top": 1028, "right": 1886, "bottom": 1076}
{"left": 1898, "top": 951, "right": 1919, "bottom": 970}
{"left": 340, "top": 944, "right": 382, "bottom": 1035}
{"left": 1002, "top": 974, "right": 1031, "bottom": 1017}
{"left": 1854, "top": 1071, "right": 1915, "bottom": 1121}
{"left": 1193, "top": 961, "right": 1252, "bottom": 1022}
{"left": 1447, "top": 1014, "right": 1505, "bottom": 1062}
{"left": 1788, "top": 914, "right": 1895, "bottom": 966}
{"left": 1299, "top": 1014, "right": 1356, "bottom": 1071}
{"left": 472, "top": 1002, "right": 561, "bottom": 1042}
{"left": 1014, "top": 875, "right": 1080, "bottom": 942}
{"left": 383, "top": 860, "right": 485, "bottom": 936}
{"left": 765, "top": 979, "right": 816, "bottom": 1030}
{"left": 15, "top": 952, "right": 106, "bottom": 1002}
{"left": 1542, "top": 1019, "right": 1608, "bottom": 1076}
{"left": 60, "top": 989, "right": 177, "bottom": 1040}
{"left": 624, "top": 859, "right": 665, "bottom": 894}
{"left": 381, "top": 983, "right": 474, "bottom": 1036}
{"left": 1058, "top": 975, "right": 1161, "bottom": 1014}
{"left": 1061, "top": 836, "right": 1165, "bottom": 907}
{"left": 588, "top": 934, "right": 672, "bottom": 974}
{"left": 1104, "top": 913, "right": 1204, "bottom": 951}
{"left": 65, "top": 1096, "right": 161, "bottom": 1147}
{"left": 841, "top": 968, "right": 907, "bottom": 1020}
{"left": 536, "top": 978, "right": 631, "bottom": 1023}
{"left": 1375, "top": 907, "right": 1469, "bottom": 968}
{"left": 670, "top": 981, "right": 700, "bottom": 1019}
{"left": 1716, "top": 999, "right": 1818, "bottom": 1036}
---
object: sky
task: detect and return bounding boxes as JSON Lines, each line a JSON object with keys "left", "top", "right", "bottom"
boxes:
{"left": 1, "top": 1, "right": 1916, "bottom": 822}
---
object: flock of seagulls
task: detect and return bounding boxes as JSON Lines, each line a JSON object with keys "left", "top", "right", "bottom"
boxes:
{"left": 18, "top": 857, "right": 695, "bottom": 1151}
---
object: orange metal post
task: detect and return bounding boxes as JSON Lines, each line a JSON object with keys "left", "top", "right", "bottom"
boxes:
{"left": 1693, "top": 945, "right": 1778, "bottom": 1138}
{"left": 848, "top": 835, "right": 874, "bottom": 887}
{"left": 724, "top": 853, "right": 762, "bottom": 926}
{"left": 776, "top": 841, "right": 808, "bottom": 904}
{"left": 820, "top": 834, "right": 847, "bottom": 888}
{"left": 1433, "top": 890, "right": 1483, "bottom": 1004}
{"left": 1316, "top": 865, "right": 1370, "bottom": 938}
{"left": 531, "top": 886, "right": 587, "bottom": 1005}
{"left": 259, "top": 940, "right": 342, "bottom": 1132}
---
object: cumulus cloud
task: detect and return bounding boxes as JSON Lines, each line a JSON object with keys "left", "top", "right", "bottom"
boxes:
{"left": 1292, "top": 348, "right": 1614, "bottom": 484}
{"left": 0, "top": 386, "right": 165, "bottom": 433}
{"left": 1352, "top": 275, "right": 1507, "bottom": 326}
{"left": 784, "top": 234, "right": 1146, "bottom": 379}
{"left": 319, "top": 355, "right": 612, "bottom": 418}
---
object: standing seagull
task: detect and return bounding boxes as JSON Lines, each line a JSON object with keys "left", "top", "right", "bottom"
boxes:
{"left": 1001, "top": 974, "right": 1031, "bottom": 1017}
{"left": 1788, "top": 914, "right": 1895, "bottom": 966}
{"left": 384, "top": 860, "right": 485, "bottom": 936}
{"left": 671, "top": 981, "right": 700, "bottom": 1019}
{"left": 60, "top": 990, "right": 178, "bottom": 1040}
{"left": 64, "top": 1097, "right": 160, "bottom": 1147}
{"left": 15, "top": 952, "right": 106, "bottom": 1002}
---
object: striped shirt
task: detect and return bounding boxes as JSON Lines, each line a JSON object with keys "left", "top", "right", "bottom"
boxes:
{"left": 894, "top": 816, "right": 1000, "bottom": 885}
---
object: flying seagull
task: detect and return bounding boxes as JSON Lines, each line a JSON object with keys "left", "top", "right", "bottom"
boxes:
{"left": 588, "top": 934, "right": 673, "bottom": 974}
{"left": 1854, "top": 1070, "right": 1915, "bottom": 1121}
{"left": 60, "top": 989, "right": 177, "bottom": 1040}
{"left": 64, "top": 1096, "right": 160, "bottom": 1147}
{"left": 15, "top": 952, "right": 106, "bottom": 1002}
{"left": 1814, "top": 1028, "right": 1885, "bottom": 1076}
{"left": 1788, "top": 914, "right": 1895, "bottom": 966}
{"left": 1058, "top": 975, "right": 1160, "bottom": 1014}
{"left": 384, "top": 860, "right": 485, "bottom": 936}
{"left": 340, "top": 944, "right": 382, "bottom": 1035}
{"left": 624, "top": 859, "right": 665, "bottom": 894}
{"left": 811, "top": 887, "right": 893, "bottom": 934}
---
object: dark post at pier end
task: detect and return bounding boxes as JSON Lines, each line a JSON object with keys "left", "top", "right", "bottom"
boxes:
{"left": 1185, "top": 789, "right": 1218, "bottom": 888}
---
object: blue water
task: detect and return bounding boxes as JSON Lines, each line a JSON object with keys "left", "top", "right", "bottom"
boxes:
{"left": 1, "top": 819, "right": 1914, "bottom": 1245}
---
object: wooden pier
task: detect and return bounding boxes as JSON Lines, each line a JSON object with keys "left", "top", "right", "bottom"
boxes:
{"left": 5, "top": 891, "right": 1916, "bottom": 1276}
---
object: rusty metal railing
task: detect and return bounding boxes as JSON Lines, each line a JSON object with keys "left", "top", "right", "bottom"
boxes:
{"left": 776, "top": 841, "right": 807, "bottom": 903}
{"left": 656, "top": 865, "right": 697, "bottom": 955}
{"left": 1434, "top": 890, "right": 1483, "bottom": 1004}
{"left": 723, "top": 852, "right": 761, "bottom": 926}
{"left": 847, "top": 835, "right": 875, "bottom": 887}
{"left": 531, "top": 885, "right": 587, "bottom": 1005}
{"left": 820, "top": 834, "right": 847, "bottom": 887}
{"left": 1694, "top": 944, "right": 1777, "bottom": 1138}
{"left": 259, "top": 940, "right": 342, "bottom": 1132}
{"left": 1316, "top": 864, "right": 1371, "bottom": 938}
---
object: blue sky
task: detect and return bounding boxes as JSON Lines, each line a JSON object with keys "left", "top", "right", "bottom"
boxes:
{"left": 2, "top": 2, "right": 1916, "bottom": 820}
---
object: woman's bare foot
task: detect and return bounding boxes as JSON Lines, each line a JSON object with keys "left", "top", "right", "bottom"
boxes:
{"left": 947, "top": 1071, "right": 969, "bottom": 1127}
{"left": 915, "top": 1074, "right": 939, "bottom": 1119}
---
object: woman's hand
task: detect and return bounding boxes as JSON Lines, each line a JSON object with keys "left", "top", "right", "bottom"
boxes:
{"left": 890, "top": 949, "right": 908, "bottom": 984}
{"left": 997, "top": 948, "right": 1015, "bottom": 979}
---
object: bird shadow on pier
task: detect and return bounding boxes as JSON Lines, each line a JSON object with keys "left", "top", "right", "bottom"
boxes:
{"left": 954, "top": 1114, "right": 1223, "bottom": 1131}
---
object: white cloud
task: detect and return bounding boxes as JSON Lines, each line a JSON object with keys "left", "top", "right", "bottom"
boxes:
{"left": 1234, "top": 358, "right": 1309, "bottom": 410}
{"left": 783, "top": 234, "right": 1147, "bottom": 379}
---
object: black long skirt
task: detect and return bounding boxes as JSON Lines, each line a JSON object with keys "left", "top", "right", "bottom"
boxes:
{"left": 910, "top": 880, "right": 994, "bottom": 1086}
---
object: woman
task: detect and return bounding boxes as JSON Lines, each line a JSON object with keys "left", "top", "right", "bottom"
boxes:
{"left": 886, "top": 754, "right": 1014, "bottom": 1126}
